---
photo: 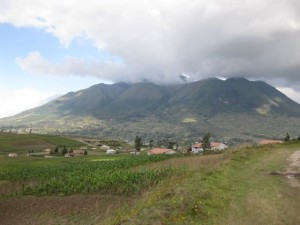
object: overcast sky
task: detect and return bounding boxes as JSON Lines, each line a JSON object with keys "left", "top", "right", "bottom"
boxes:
{"left": 1, "top": 0, "right": 300, "bottom": 118}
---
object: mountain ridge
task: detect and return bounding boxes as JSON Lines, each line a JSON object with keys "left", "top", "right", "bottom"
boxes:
{"left": 1, "top": 77, "right": 300, "bottom": 142}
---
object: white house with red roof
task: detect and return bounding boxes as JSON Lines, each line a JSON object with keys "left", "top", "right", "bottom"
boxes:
{"left": 191, "top": 143, "right": 203, "bottom": 154}
{"left": 192, "top": 142, "right": 228, "bottom": 153}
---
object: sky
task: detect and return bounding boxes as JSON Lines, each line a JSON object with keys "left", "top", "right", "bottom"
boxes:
{"left": 1, "top": 0, "right": 300, "bottom": 118}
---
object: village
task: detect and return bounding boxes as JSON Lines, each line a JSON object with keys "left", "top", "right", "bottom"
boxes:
{"left": 7, "top": 135, "right": 284, "bottom": 158}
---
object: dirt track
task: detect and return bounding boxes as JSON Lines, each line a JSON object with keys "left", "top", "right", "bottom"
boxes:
{"left": 285, "top": 150, "right": 300, "bottom": 187}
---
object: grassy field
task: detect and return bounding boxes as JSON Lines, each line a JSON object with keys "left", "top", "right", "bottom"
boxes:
{"left": 0, "top": 142, "right": 300, "bottom": 225}
{"left": 0, "top": 132, "right": 85, "bottom": 155}
{"left": 108, "top": 142, "right": 300, "bottom": 225}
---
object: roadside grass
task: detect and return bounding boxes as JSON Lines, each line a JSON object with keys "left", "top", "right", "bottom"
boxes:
{"left": 108, "top": 143, "right": 300, "bottom": 225}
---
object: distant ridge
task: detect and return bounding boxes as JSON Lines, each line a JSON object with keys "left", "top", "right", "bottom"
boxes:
{"left": 1, "top": 77, "right": 300, "bottom": 142}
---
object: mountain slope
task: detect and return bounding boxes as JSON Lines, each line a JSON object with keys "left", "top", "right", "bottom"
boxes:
{"left": 1, "top": 77, "right": 300, "bottom": 141}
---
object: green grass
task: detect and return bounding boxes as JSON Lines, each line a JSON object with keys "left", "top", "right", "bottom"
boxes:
{"left": 107, "top": 143, "right": 300, "bottom": 225}
{"left": 0, "top": 154, "right": 175, "bottom": 197}
{"left": 0, "top": 132, "right": 84, "bottom": 155}
{"left": 1, "top": 142, "right": 300, "bottom": 225}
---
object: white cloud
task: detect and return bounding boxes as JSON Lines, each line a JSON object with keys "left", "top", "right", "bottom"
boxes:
{"left": 16, "top": 51, "right": 126, "bottom": 81}
{"left": 2, "top": 0, "right": 300, "bottom": 86}
{"left": 277, "top": 87, "right": 300, "bottom": 104}
{"left": 0, "top": 88, "right": 55, "bottom": 118}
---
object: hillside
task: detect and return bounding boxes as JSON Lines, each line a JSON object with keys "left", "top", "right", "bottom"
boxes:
{"left": 1, "top": 142, "right": 300, "bottom": 225}
{"left": 0, "top": 132, "right": 84, "bottom": 155}
{"left": 1, "top": 77, "right": 300, "bottom": 142}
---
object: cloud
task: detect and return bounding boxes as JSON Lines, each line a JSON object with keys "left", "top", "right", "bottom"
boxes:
{"left": 0, "top": 88, "right": 55, "bottom": 118}
{"left": 277, "top": 87, "right": 300, "bottom": 104}
{"left": 2, "top": 0, "right": 300, "bottom": 87}
{"left": 16, "top": 51, "right": 125, "bottom": 81}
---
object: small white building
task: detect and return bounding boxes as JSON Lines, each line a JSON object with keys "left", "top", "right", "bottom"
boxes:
{"left": 130, "top": 151, "right": 141, "bottom": 155}
{"left": 106, "top": 149, "right": 116, "bottom": 154}
{"left": 100, "top": 145, "right": 110, "bottom": 150}
{"left": 8, "top": 153, "right": 18, "bottom": 157}
{"left": 64, "top": 153, "right": 73, "bottom": 157}
{"left": 43, "top": 149, "right": 52, "bottom": 154}
{"left": 191, "top": 142, "right": 228, "bottom": 153}
{"left": 191, "top": 143, "right": 203, "bottom": 154}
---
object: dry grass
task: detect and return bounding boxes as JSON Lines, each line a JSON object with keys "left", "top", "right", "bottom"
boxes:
{"left": 109, "top": 144, "right": 300, "bottom": 225}
{"left": 2, "top": 144, "right": 300, "bottom": 225}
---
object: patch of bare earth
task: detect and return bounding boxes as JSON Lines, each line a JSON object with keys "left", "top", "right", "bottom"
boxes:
{"left": 270, "top": 150, "right": 300, "bottom": 188}
{"left": 0, "top": 194, "right": 135, "bottom": 225}
{"left": 285, "top": 150, "right": 300, "bottom": 187}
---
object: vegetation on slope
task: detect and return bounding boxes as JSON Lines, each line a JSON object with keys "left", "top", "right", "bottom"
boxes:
{"left": 0, "top": 142, "right": 300, "bottom": 225}
{"left": 0, "top": 132, "right": 84, "bottom": 155}
{"left": 2, "top": 77, "right": 300, "bottom": 141}
{"left": 109, "top": 143, "right": 300, "bottom": 225}
{"left": 0, "top": 155, "right": 175, "bottom": 196}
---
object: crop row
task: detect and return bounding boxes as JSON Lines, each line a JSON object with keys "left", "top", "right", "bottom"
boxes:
{"left": 0, "top": 155, "right": 176, "bottom": 196}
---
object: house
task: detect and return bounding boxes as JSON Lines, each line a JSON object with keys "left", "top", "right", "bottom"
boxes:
{"left": 191, "top": 142, "right": 228, "bottom": 153}
{"left": 259, "top": 139, "right": 283, "bottom": 145}
{"left": 73, "top": 149, "right": 85, "bottom": 156}
{"left": 43, "top": 149, "right": 52, "bottom": 154}
{"left": 192, "top": 143, "right": 203, "bottom": 154}
{"left": 106, "top": 149, "right": 116, "bottom": 154}
{"left": 8, "top": 153, "right": 18, "bottom": 157}
{"left": 147, "top": 148, "right": 174, "bottom": 155}
{"left": 65, "top": 153, "right": 73, "bottom": 157}
{"left": 210, "top": 142, "right": 229, "bottom": 151}
{"left": 100, "top": 145, "right": 110, "bottom": 150}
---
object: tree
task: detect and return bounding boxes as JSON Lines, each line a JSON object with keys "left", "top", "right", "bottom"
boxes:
{"left": 54, "top": 146, "right": 59, "bottom": 153}
{"left": 134, "top": 136, "right": 142, "bottom": 152}
{"left": 84, "top": 150, "right": 88, "bottom": 155}
{"left": 149, "top": 139, "right": 154, "bottom": 148}
{"left": 62, "top": 146, "right": 68, "bottom": 155}
{"left": 168, "top": 141, "right": 176, "bottom": 150}
{"left": 202, "top": 133, "right": 211, "bottom": 150}
{"left": 284, "top": 133, "right": 290, "bottom": 142}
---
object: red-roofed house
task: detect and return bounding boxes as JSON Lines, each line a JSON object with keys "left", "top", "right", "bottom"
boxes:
{"left": 192, "top": 143, "right": 203, "bottom": 154}
{"left": 148, "top": 148, "right": 175, "bottom": 155}
{"left": 258, "top": 139, "right": 283, "bottom": 145}
{"left": 210, "top": 142, "right": 229, "bottom": 151}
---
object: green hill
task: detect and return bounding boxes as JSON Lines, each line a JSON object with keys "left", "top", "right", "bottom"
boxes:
{"left": 1, "top": 77, "right": 300, "bottom": 141}
{"left": 0, "top": 132, "right": 84, "bottom": 155}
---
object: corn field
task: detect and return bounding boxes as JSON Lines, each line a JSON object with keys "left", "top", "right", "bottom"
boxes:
{"left": 0, "top": 155, "right": 175, "bottom": 196}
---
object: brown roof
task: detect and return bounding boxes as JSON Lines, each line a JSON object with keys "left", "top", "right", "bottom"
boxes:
{"left": 148, "top": 148, "right": 172, "bottom": 155}
{"left": 192, "top": 143, "right": 202, "bottom": 148}
{"left": 259, "top": 139, "right": 283, "bottom": 145}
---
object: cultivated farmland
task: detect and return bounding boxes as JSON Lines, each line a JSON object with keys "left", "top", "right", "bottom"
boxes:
{"left": 1, "top": 135, "right": 300, "bottom": 225}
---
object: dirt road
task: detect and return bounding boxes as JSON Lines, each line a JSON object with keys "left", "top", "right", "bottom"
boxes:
{"left": 285, "top": 150, "right": 300, "bottom": 187}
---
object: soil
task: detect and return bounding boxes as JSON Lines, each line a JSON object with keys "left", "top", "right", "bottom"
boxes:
{"left": 270, "top": 150, "right": 300, "bottom": 188}
{"left": 0, "top": 194, "right": 135, "bottom": 225}
{"left": 285, "top": 150, "right": 300, "bottom": 187}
